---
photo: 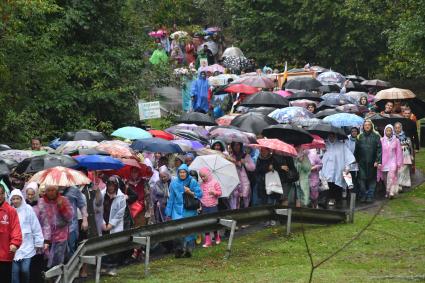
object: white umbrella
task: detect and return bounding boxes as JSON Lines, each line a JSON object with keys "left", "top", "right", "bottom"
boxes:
{"left": 55, "top": 140, "right": 99, "bottom": 155}
{"left": 222, "top": 46, "right": 244, "bottom": 58}
{"left": 189, "top": 154, "right": 239, "bottom": 197}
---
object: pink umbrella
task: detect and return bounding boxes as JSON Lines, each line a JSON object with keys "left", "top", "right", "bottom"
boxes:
{"left": 29, "top": 166, "right": 91, "bottom": 187}
{"left": 201, "top": 64, "right": 225, "bottom": 73}
{"left": 290, "top": 99, "right": 318, "bottom": 108}
{"left": 250, "top": 139, "right": 297, "bottom": 157}
{"left": 301, "top": 135, "right": 326, "bottom": 150}
{"left": 274, "top": 90, "right": 293, "bottom": 97}
{"left": 215, "top": 114, "right": 239, "bottom": 126}
{"left": 231, "top": 75, "right": 275, "bottom": 89}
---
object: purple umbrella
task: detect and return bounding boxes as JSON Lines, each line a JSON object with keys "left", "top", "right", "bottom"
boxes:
{"left": 317, "top": 71, "right": 346, "bottom": 88}
{"left": 268, "top": 107, "right": 314, "bottom": 123}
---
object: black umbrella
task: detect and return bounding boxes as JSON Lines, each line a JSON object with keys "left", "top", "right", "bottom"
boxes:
{"left": 317, "top": 101, "right": 337, "bottom": 111}
{"left": 361, "top": 79, "right": 391, "bottom": 88}
{"left": 285, "top": 77, "right": 322, "bottom": 90}
{"left": 0, "top": 144, "right": 11, "bottom": 151}
{"left": 0, "top": 158, "right": 18, "bottom": 170}
{"left": 248, "top": 107, "right": 277, "bottom": 115}
{"left": 346, "top": 81, "right": 367, "bottom": 92}
{"left": 240, "top": 91, "right": 289, "bottom": 108}
{"left": 369, "top": 114, "right": 417, "bottom": 138}
{"left": 230, "top": 112, "right": 278, "bottom": 135}
{"left": 177, "top": 112, "right": 217, "bottom": 126}
{"left": 307, "top": 124, "right": 347, "bottom": 140}
{"left": 346, "top": 75, "right": 366, "bottom": 82}
{"left": 288, "top": 91, "right": 323, "bottom": 102}
{"left": 61, "top": 129, "right": 107, "bottom": 142}
{"left": 314, "top": 109, "right": 342, "bottom": 119}
{"left": 375, "top": 98, "right": 425, "bottom": 120}
{"left": 262, "top": 124, "right": 314, "bottom": 145}
{"left": 318, "top": 85, "right": 340, "bottom": 94}
{"left": 0, "top": 160, "right": 11, "bottom": 176}
{"left": 15, "top": 154, "right": 78, "bottom": 174}
{"left": 173, "top": 129, "right": 209, "bottom": 145}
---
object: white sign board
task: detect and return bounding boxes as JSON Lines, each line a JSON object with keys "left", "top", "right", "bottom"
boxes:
{"left": 138, "top": 101, "right": 161, "bottom": 120}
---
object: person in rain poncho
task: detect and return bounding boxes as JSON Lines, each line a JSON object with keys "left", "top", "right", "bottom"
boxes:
{"left": 152, "top": 165, "right": 174, "bottom": 224}
{"left": 149, "top": 43, "right": 168, "bottom": 65}
{"left": 199, "top": 167, "right": 222, "bottom": 247}
{"left": 355, "top": 120, "right": 382, "bottom": 203}
{"left": 379, "top": 124, "right": 403, "bottom": 198}
{"left": 165, "top": 164, "right": 202, "bottom": 258}
{"left": 191, "top": 71, "right": 209, "bottom": 113}
{"left": 9, "top": 189, "right": 43, "bottom": 283}
{"left": 307, "top": 149, "right": 322, "bottom": 209}
{"left": 293, "top": 147, "right": 312, "bottom": 207}
{"left": 320, "top": 133, "right": 355, "bottom": 208}
{"left": 345, "top": 127, "right": 360, "bottom": 194}
{"left": 394, "top": 122, "right": 414, "bottom": 190}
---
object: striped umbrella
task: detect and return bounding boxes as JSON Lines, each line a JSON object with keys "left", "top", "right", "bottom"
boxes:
{"left": 29, "top": 166, "right": 91, "bottom": 187}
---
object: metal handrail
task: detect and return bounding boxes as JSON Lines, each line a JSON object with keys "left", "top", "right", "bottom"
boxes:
{"left": 44, "top": 205, "right": 348, "bottom": 282}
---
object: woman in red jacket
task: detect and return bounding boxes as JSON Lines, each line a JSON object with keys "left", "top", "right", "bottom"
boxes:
{"left": 0, "top": 184, "right": 22, "bottom": 283}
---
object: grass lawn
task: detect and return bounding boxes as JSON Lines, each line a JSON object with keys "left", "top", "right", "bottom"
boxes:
{"left": 96, "top": 154, "right": 425, "bottom": 283}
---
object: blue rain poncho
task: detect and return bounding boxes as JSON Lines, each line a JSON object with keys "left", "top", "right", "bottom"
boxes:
{"left": 191, "top": 74, "right": 209, "bottom": 113}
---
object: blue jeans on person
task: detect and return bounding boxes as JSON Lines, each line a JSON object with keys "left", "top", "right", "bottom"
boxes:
{"left": 12, "top": 258, "right": 31, "bottom": 283}
{"left": 67, "top": 230, "right": 79, "bottom": 259}
{"left": 359, "top": 178, "right": 377, "bottom": 199}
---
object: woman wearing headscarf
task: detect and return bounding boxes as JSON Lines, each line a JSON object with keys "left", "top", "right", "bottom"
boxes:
{"left": 152, "top": 166, "right": 173, "bottom": 224}
{"left": 199, "top": 167, "right": 222, "bottom": 247}
{"left": 9, "top": 189, "right": 43, "bottom": 283}
{"left": 379, "top": 125, "right": 403, "bottom": 198}
{"left": 211, "top": 140, "right": 227, "bottom": 154}
{"left": 320, "top": 133, "right": 356, "bottom": 208}
{"left": 394, "top": 122, "right": 414, "bottom": 190}
{"left": 23, "top": 182, "right": 38, "bottom": 207}
{"left": 293, "top": 147, "right": 312, "bottom": 207}
{"left": 165, "top": 164, "right": 202, "bottom": 258}
{"left": 229, "top": 142, "right": 255, "bottom": 210}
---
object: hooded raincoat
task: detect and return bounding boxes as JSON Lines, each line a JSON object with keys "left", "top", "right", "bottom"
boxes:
{"left": 9, "top": 189, "right": 43, "bottom": 261}
{"left": 199, "top": 167, "right": 222, "bottom": 208}
{"left": 355, "top": 121, "right": 382, "bottom": 181}
{"left": 191, "top": 74, "right": 209, "bottom": 113}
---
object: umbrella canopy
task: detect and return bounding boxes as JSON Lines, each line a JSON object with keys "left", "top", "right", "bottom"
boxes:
{"left": 222, "top": 46, "right": 244, "bottom": 58}
{"left": 361, "top": 79, "right": 391, "bottom": 88}
{"left": 29, "top": 166, "right": 91, "bottom": 187}
{"left": 346, "top": 75, "right": 366, "bottom": 82}
{"left": 375, "top": 88, "right": 416, "bottom": 101}
{"left": 0, "top": 160, "right": 11, "bottom": 176}
{"left": 230, "top": 112, "right": 278, "bottom": 135}
{"left": 62, "top": 129, "right": 106, "bottom": 142}
{"left": 55, "top": 140, "right": 99, "bottom": 155}
{"left": 317, "top": 101, "right": 337, "bottom": 111}
{"left": 301, "top": 135, "right": 326, "bottom": 150}
{"left": 310, "top": 66, "right": 329, "bottom": 73}
{"left": 307, "top": 124, "right": 347, "bottom": 140}
{"left": 177, "top": 112, "right": 217, "bottom": 126}
{"left": 335, "top": 104, "right": 363, "bottom": 114}
{"left": 240, "top": 91, "right": 289, "bottom": 108}
{"left": 406, "top": 98, "right": 425, "bottom": 120}
{"left": 369, "top": 113, "right": 417, "bottom": 137}
{"left": 148, "top": 29, "right": 166, "bottom": 38}
{"left": 201, "top": 64, "right": 225, "bottom": 74}
{"left": 223, "top": 56, "right": 250, "bottom": 71}
{"left": 111, "top": 158, "right": 153, "bottom": 180}
{"left": 0, "top": 150, "right": 47, "bottom": 163}
{"left": 345, "top": 91, "right": 368, "bottom": 101}
{"left": 130, "top": 138, "right": 183, "bottom": 153}
{"left": 172, "top": 140, "right": 204, "bottom": 152}
{"left": 274, "top": 90, "right": 293, "bottom": 97}
{"left": 314, "top": 109, "right": 342, "bottom": 119}
{"left": 0, "top": 158, "right": 18, "bottom": 170}
{"left": 96, "top": 141, "right": 133, "bottom": 158}
{"left": 148, "top": 130, "right": 174, "bottom": 140}
{"left": 231, "top": 76, "right": 275, "bottom": 89}
{"left": 318, "top": 85, "right": 341, "bottom": 94}
{"left": 321, "top": 92, "right": 357, "bottom": 105}
{"left": 74, "top": 155, "right": 124, "bottom": 171}
{"left": 323, "top": 113, "right": 364, "bottom": 128}
{"left": 250, "top": 139, "right": 297, "bottom": 157}
{"left": 291, "top": 118, "right": 327, "bottom": 128}
{"left": 285, "top": 77, "right": 322, "bottom": 91}
{"left": 317, "top": 71, "right": 346, "bottom": 87}
{"left": 170, "top": 31, "right": 189, "bottom": 39}
{"left": 215, "top": 114, "right": 239, "bottom": 126}
{"left": 15, "top": 154, "right": 78, "bottom": 174}
{"left": 290, "top": 99, "right": 318, "bottom": 108}
{"left": 224, "top": 84, "right": 259, "bottom": 95}
{"left": 189, "top": 155, "right": 239, "bottom": 197}
{"left": 208, "top": 74, "right": 239, "bottom": 86}
{"left": 209, "top": 127, "right": 256, "bottom": 144}
{"left": 262, "top": 124, "right": 314, "bottom": 145}
{"left": 111, "top": 126, "right": 152, "bottom": 140}
{"left": 166, "top": 123, "right": 209, "bottom": 137}
{"left": 346, "top": 80, "right": 368, "bottom": 92}
{"left": 173, "top": 129, "right": 209, "bottom": 145}
{"left": 248, "top": 107, "right": 277, "bottom": 116}
{"left": 0, "top": 144, "right": 11, "bottom": 151}
{"left": 288, "top": 91, "right": 322, "bottom": 102}
{"left": 268, "top": 106, "right": 314, "bottom": 123}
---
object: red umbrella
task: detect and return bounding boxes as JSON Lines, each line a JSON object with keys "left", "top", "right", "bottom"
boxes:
{"left": 216, "top": 114, "right": 239, "bottom": 126}
{"left": 232, "top": 75, "right": 275, "bottom": 89}
{"left": 149, "top": 130, "right": 174, "bottom": 140}
{"left": 250, "top": 139, "right": 297, "bottom": 157}
{"left": 224, "top": 84, "right": 259, "bottom": 95}
{"left": 109, "top": 158, "right": 153, "bottom": 179}
{"left": 301, "top": 135, "right": 326, "bottom": 150}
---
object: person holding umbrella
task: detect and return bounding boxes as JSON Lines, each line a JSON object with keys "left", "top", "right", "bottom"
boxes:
{"left": 355, "top": 120, "right": 382, "bottom": 203}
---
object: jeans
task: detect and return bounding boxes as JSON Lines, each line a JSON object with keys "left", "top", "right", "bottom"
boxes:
{"left": 358, "top": 178, "right": 377, "bottom": 199}
{"left": 67, "top": 230, "right": 79, "bottom": 259}
{"left": 12, "top": 258, "right": 31, "bottom": 283}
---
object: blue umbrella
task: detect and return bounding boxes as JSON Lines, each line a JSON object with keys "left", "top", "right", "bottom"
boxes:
{"left": 268, "top": 106, "right": 314, "bottom": 123}
{"left": 323, "top": 113, "right": 364, "bottom": 128}
{"left": 74, "top": 155, "right": 124, "bottom": 170}
{"left": 111, "top": 126, "right": 152, "bottom": 140}
{"left": 130, "top": 138, "right": 184, "bottom": 153}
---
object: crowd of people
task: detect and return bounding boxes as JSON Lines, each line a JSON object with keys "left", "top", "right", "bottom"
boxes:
{"left": 0, "top": 26, "right": 422, "bottom": 283}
